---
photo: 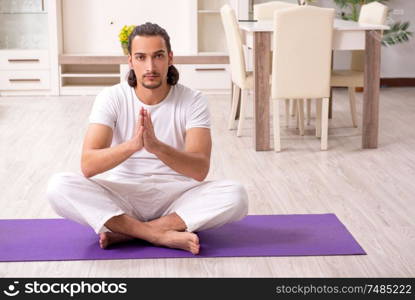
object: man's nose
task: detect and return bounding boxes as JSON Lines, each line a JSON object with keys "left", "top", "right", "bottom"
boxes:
{"left": 145, "top": 57, "right": 155, "bottom": 72}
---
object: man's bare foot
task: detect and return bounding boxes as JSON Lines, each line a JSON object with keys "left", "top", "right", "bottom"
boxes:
{"left": 99, "top": 232, "right": 134, "bottom": 249}
{"left": 153, "top": 230, "right": 200, "bottom": 255}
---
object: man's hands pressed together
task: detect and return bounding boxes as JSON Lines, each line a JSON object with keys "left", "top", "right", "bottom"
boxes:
{"left": 125, "top": 106, "right": 211, "bottom": 182}
{"left": 129, "top": 108, "right": 145, "bottom": 152}
{"left": 141, "top": 108, "right": 163, "bottom": 154}
{"left": 129, "top": 107, "right": 163, "bottom": 154}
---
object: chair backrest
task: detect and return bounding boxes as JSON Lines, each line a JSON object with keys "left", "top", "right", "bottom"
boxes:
{"left": 351, "top": 1, "right": 388, "bottom": 71}
{"left": 271, "top": 6, "right": 335, "bottom": 99}
{"left": 253, "top": 1, "right": 296, "bottom": 20}
{"left": 359, "top": 1, "right": 388, "bottom": 25}
{"left": 220, "top": 4, "right": 248, "bottom": 89}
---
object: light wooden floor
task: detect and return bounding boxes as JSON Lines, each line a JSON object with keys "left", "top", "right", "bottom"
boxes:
{"left": 0, "top": 87, "right": 414, "bottom": 277}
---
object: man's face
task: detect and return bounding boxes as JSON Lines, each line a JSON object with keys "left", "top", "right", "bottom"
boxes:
{"left": 128, "top": 35, "right": 173, "bottom": 90}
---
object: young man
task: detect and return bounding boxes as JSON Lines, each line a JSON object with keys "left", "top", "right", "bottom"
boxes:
{"left": 47, "top": 23, "right": 248, "bottom": 255}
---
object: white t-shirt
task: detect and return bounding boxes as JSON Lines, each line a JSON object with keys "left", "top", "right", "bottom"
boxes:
{"left": 89, "top": 82, "right": 210, "bottom": 180}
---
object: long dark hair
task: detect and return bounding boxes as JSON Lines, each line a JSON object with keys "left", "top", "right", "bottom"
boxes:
{"left": 127, "top": 22, "right": 179, "bottom": 87}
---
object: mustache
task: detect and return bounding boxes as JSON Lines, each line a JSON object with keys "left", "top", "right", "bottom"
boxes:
{"left": 143, "top": 72, "right": 160, "bottom": 77}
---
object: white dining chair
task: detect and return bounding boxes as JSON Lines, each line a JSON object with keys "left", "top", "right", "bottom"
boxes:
{"left": 220, "top": 4, "right": 253, "bottom": 137}
{"left": 253, "top": 1, "right": 296, "bottom": 20}
{"left": 253, "top": 1, "right": 303, "bottom": 133}
{"left": 271, "top": 6, "right": 335, "bottom": 151}
{"left": 331, "top": 1, "right": 388, "bottom": 127}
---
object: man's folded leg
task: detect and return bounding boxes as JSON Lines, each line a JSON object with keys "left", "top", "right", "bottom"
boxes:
{"left": 46, "top": 172, "right": 202, "bottom": 253}
{"left": 46, "top": 172, "right": 133, "bottom": 234}
{"left": 161, "top": 179, "right": 249, "bottom": 233}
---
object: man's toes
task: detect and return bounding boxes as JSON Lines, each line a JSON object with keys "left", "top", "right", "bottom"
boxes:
{"left": 186, "top": 233, "right": 200, "bottom": 254}
{"left": 99, "top": 233, "right": 108, "bottom": 249}
{"left": 190, "top": 243, "right": 200, "bottom": 255}
{"left": 188, "top": 239, "right": 200, "bottom": 255}
{"left": 189, "top": 233, "right": 199, "bottom": 244}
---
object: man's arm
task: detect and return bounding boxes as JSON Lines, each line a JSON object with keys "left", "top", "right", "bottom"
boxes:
{"left": 81, "top": 116, "right": 144, "bottom": 178}
{"left": 142, "top": 109, "right": 211, "bottom": 182}
{"left": 155, "top": 128, "right": 211, "bottom": 181}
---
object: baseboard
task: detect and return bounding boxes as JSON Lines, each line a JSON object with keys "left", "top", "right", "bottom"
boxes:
{"left": 380, "top": 78, "right": 415, "bottom": 87}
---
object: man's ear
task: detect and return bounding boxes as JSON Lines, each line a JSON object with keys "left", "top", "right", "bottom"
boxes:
{"left": 168, "top": 51, "right": 173, "bottom": 66}
{"left": 128, "top": 54, "right": 133, "bottom": 69}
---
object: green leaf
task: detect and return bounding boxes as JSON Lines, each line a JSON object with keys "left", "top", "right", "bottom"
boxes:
{"left": 333, "top": 0, "right": 349, "bottom": 9}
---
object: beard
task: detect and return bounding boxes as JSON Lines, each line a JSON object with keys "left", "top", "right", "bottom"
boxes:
{"left": 141, "top": 73, "right": 163, "bottom": 89}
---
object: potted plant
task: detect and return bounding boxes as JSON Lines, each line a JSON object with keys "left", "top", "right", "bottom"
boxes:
{"left": 118, "top": 25, "right": 135, "bottom": 55}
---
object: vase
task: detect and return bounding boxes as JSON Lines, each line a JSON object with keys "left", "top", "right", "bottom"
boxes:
{"left": 121, "top": 43, "right": 128, "bottom": 55}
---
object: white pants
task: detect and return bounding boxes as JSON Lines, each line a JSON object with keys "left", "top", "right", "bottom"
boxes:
{"left": 46, "top": 172, "right": 248, "bottom": 234}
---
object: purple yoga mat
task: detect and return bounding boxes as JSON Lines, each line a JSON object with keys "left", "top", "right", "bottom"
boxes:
{"left": 0, "top": 214, "right": 365, "bottom": 262}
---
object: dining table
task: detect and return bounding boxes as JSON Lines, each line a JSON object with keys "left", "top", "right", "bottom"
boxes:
{"left": 239, "top": 18, "right": 390, "bottom": 151}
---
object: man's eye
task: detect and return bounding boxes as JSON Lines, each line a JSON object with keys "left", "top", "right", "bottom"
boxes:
{"left": 136, "top": 56, "right": 144, "bottom": 60}
{"left": 156, "top": 54, "right": 163, "bottom": 58}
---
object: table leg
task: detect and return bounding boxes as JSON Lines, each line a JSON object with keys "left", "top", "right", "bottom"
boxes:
{"left": 362, "top": 30, "right": 381, "bottom": 148}
{"left": 253, "top": 32, "right": 271, "bottom": 151}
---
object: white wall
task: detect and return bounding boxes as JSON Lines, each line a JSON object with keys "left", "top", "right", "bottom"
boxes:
{"left": 378, "top": 0, "right": 415, "bottom": 77}
{"left": 61, "top": 0, "right": 195, "bottom": 55}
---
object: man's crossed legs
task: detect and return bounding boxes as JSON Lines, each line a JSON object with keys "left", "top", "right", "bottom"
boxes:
{"left": 46, "top": 172, "right": 248, "bottom": 254}
{"left": 101, "top": 212, "right": 200, "bottom": 254}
